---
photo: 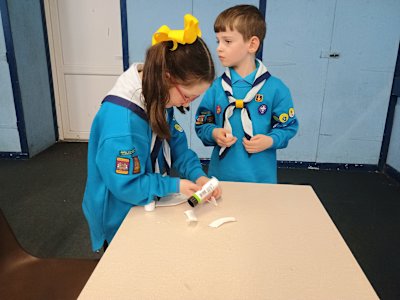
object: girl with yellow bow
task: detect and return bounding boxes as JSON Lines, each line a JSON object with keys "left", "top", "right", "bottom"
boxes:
{"left": 83, "top": 14, "right": 220, "bottom": 252}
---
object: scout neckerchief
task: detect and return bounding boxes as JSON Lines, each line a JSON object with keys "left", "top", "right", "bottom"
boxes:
{"left": 150, "top": 112, "right": 171, "bottom": 175}
{"left": 102, "top": 94, "right": 171, "bottom": 176}
{"left": 219, "top": 59, "right": 271, "bottom": 158}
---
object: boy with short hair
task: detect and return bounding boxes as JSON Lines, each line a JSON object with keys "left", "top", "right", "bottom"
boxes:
{"left": 195, "top": 4, "right": 298, "bottom": 183}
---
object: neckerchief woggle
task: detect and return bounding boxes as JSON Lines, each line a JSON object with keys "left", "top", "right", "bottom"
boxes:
{"left": 219, "top": 59, "right": 270, "bottom": 158}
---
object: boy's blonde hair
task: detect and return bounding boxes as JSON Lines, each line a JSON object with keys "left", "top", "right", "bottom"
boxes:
{"left": 214, "top": 4, "right": 266, "bottom": 47}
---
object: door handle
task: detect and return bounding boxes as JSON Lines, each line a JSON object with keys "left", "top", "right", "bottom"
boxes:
{"left": 320, "top": 50, "right": 341, "bottom": 59}
{"left": 329, "top": 52, "right": 340, "bottom": 58}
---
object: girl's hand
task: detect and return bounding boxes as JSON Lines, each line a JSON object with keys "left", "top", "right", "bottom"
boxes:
{"left": 242, "top": 134, "right": 273, "bottom": 153}
{"left": 179, "top": 179, "right": 201, "bottom": 197}
{"left": 196, "top": 176, "right": 222, "bottom": 201}
{"left": 212, "top": 128, "right": 237, "bottom": 148}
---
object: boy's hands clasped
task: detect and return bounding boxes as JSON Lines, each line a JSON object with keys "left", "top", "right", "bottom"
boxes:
{"left": 242, "top": 134, "right": 273, "bottom": 153}
{"left": 212, "top": 128, "right": 273, "bottom": 154}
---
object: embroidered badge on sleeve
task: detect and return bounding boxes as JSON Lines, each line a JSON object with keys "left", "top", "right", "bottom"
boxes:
{"left": 133, "top": 156, "right": 141, "bottom": 174}
{"left": 196, "top": 115, "right": 206, "bottom": 125}
{"left": 196, "top": 111, "right": 215, "bottom": 125}
{"left": 289, "top": 107, "right": 295, "bottom": 118}
{"left": 115, "top": 157, "right": 130, "bottom": 174}
{"left": 119, "top": 148, "right": 136, "bottom": 156}
{"left": 279, "top": 113, "right": 289, "bottom": 123}
{"left": 174, "top": 123, "right": 183, "bottom": 132}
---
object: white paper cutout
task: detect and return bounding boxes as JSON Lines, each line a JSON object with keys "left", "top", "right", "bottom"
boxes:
{"left": 156, "top": 193, "right": 187, "bottom": 207}
{"left": 209, "top": 217, "right": 236, "bottom": 228}
{"left": 184, "top": 210, "right": 198, "bottom": 223}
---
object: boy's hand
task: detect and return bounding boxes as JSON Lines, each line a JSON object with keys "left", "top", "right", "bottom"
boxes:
{"left": 212, "top": 128, "right": 237, "bottom": 148}
{"left": 242, "top": 134, "right": 273, "bottom": 153}
{"left": 196, "top": 176, "right": 222, "bottom": 200}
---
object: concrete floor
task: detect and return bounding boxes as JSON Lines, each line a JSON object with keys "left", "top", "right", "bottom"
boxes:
{"left": 1, "top": 142, "right": 399, "bottom": 299}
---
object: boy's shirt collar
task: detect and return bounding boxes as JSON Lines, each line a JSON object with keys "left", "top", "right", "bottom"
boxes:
{"left": 228, "top": 60, "right": 259, "bottom": 85}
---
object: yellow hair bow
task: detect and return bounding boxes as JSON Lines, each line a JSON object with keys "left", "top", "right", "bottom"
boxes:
{"left": 152, "top": 14, "right": 202, "bottom": 51}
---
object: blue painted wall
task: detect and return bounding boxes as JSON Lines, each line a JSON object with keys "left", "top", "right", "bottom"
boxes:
{"left": 0, "top": 8, "right": 20, "bottom": 152}
{"left": 263, "top": 0, "right": 400, "bottom": 164}
{"left": 6, "top": 0, "right": 55, "bottom": 157}
{"left": 127, "top": 0, "right": 400, "bottom": 164}
{"left": 1, "top": 0, "right": 399, "bottom": 167}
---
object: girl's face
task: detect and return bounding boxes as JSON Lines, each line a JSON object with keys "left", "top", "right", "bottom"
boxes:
{"left": 166, "top": 81, "right": 210, "bottom": 108}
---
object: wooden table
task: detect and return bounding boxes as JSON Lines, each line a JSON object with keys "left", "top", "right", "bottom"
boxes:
{"left": 79, "top": 182, "right": 378, "bottom": 299}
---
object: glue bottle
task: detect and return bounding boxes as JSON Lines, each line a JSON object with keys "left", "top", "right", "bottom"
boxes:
{"left": 187, "top": 177, "right": 219, "bottom": 207}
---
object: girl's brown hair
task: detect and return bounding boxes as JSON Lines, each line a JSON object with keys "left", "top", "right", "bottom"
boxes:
{"left": 142, "top": 37, "right": 214, "bottom": 140}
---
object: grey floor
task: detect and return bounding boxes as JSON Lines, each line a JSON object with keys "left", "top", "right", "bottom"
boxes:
{"left": 1, "top": 142, "right": 399, "bottom": 299}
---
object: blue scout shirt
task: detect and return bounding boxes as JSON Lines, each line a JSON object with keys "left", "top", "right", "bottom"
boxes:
{"left": 83, "top": 64, "right": 206, "bottom": 251}
{"left": 195, "top": 64, "right": 298, "bottom": 183}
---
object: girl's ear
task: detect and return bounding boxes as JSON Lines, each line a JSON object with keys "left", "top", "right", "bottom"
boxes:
{"left": 248, "top": 36, "right": 260, "bottom": 54}
{"left": 165, "top": 72, "right": 171, "bottom": 78}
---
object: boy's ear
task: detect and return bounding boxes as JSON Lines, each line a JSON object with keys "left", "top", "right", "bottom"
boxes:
{"left": 248, "top": 36, "right": 260, "bottom": 54}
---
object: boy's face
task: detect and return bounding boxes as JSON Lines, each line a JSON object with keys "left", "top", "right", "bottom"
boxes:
{"left": 216, "top": 28, "right": 253, "bottom": 68}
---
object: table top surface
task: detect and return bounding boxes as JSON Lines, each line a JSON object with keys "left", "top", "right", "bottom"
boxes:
{"left": 79, "top": 182, "right": 378, "bottom": 300}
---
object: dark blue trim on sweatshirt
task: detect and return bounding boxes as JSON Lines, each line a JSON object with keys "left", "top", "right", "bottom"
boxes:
{"left": 102, "top": 95, "right": 148, "bottom": 121}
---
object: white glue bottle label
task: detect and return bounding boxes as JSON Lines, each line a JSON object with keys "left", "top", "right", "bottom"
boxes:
{"left": 187, "top": 177, "right": 219, "bottom": 207}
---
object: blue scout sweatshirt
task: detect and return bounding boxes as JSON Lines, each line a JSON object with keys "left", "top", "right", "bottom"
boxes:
{"left": 195, "top": 63, "right": 298, "bottom": 183}
{"left": 83, "top": 64, "right": 206, "bottom": 251}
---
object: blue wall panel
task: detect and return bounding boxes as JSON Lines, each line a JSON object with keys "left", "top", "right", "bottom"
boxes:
{"left": 7, "top": 0, "right": 55, "bottom": 157}
{"left": 263, "top": 0, "right": 336, "bottom": 162}
{"left": 0, "top": 6, "right": 20, "bottom": 152}
{"left": 318, "top": 0, "right": 400, "bottom": 164}
{"left": 126, "top": 0, "right": 400, "bottom": 164}
{"left": 3, "top": 0, "right": 397, "bottom": 164}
